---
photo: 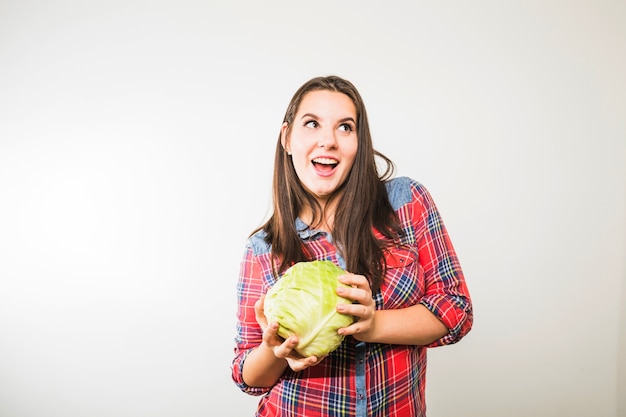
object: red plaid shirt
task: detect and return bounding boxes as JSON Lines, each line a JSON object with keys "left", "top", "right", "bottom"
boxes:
{"left": 232, "top": 177, "right": 473, "bottom": 417}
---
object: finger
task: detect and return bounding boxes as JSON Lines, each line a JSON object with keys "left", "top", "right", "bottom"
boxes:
{"left": 255, "top": 295, "right": 270, "bottom": 328}
{"left": 337, "top": 321, "right": 368, "bottom": 336}
{"left": 262, "top": 322, "right": 279, "bottom": 343}
{"left": 274, "top": 335, "right": 299, "bottom": 359}
{"left": 287, "top": 355, "right": 322, "bottom": 372}
{"left": 336, "top": 285, "right": 370, "bottom": 303}
{"left": 338, "top": 273, "right": 368, "bottom": 288}
{"left": 337, "top": 302, "right": 373, "bottom": 319}
{"left": 256, "top": 313, "right": 269, "bottom": 331}
{"left": 254, "top": 294, "right": 266, "bottom": 312}
{"left": 267, "top": 321, "right": 279, "bottom": 335}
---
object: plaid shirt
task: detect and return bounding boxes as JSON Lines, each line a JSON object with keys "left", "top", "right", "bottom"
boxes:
{"left": 232, "top": 176, "right": 473, "bottom": 417}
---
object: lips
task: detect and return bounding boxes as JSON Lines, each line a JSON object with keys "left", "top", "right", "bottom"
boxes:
{"left": 312, "top": 157, "right": 338, "bottom": 167}
{"left": 312, "top": 157, "right": 338, "bottom": 175}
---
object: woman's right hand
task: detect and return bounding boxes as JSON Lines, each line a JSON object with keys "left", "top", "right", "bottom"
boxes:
{"left": 255, "top": 295, "right": 325, "bottom": 372}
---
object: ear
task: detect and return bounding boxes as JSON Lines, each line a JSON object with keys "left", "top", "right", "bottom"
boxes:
{"left": 280, "top": 122, "right": 291, "bottom": 155}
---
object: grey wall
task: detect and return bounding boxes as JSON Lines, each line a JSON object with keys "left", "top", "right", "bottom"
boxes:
{"left": 617, "top": 219, "right": 626, "bottom": 416}
{"left": 0, "top": 1, "right": 624, "bottom": 416}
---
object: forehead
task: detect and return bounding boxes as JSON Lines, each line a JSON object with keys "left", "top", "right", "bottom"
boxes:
{"left": 297, "top": 90, "right": 356, "bottom": 118}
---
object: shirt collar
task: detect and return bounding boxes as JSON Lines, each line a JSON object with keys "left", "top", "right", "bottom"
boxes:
{"left": 295, "top": 217, "right": 327, "bottom": 240}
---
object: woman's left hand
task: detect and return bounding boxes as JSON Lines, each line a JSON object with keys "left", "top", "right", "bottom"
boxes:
{"left": 335, "top": 273, "right": 377, "bottom": 342}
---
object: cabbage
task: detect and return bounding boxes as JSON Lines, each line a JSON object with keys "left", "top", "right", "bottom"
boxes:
{"left": 264, "top": 260, "right": 355, "bottom": 357}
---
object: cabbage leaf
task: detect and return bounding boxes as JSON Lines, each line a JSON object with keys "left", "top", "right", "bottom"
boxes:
{"left": 264, "top": 260, "right": 355, "bottom": 357}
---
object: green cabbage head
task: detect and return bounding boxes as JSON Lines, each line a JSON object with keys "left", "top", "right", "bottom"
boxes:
{"left": 264, "top": 260, "right": 355, "bottom": 357}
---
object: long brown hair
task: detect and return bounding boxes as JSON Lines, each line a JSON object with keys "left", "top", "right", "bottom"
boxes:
{"left": 254, "top": 75, "right": 402, "bottom": 292}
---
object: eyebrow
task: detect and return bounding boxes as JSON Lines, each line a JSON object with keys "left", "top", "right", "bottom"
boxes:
{"left": 300, "top": 113, "right": 356, "bottom": 124}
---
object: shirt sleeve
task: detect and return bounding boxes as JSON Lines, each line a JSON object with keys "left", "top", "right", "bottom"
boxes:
{"left": 409, "top": 181, "right": 473, "bottom": 347}
{"left": 230, "top": 244, "right": 273, "bottom": 396}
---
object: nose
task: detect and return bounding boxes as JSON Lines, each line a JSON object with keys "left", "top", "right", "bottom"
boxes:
{"left": 318, "top": 127, "right": 338, "bottom": 149}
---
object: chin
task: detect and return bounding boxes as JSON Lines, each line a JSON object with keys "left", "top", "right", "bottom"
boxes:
{"left": 304, "top": 178, "right": 343, "bottom": 199}
{"left": 311, "top": 187, "right": 338, "bottom": 199}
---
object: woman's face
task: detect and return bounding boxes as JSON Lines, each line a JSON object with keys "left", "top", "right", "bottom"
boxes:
{"left": 282, "top": 90, "right": 358, "bottom": 203}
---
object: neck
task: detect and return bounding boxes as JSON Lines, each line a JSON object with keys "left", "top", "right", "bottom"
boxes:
{"left": 300, "top": 200, "right": 336, "bottom": 233}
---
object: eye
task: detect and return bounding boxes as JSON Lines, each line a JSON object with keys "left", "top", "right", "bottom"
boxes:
{"left": 304, "top": 120, "right": 319, "bottom": 128}
{"left": 338, "top": 123, "right": 354, "bottom": 132}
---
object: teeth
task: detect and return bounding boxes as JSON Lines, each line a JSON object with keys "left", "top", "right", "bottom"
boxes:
{"left": 313, "top": 158, "right": 338, "bottom": 165}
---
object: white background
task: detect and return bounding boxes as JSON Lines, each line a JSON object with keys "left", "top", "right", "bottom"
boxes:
{"left": 1, "top": 1, "right": 624, "bottom": 416}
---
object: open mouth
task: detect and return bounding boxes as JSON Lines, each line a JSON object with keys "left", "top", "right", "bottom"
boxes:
{"left": 312, "top": 157, "right": 339, "bottom": 172}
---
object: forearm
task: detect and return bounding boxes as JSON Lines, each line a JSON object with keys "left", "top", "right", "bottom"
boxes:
{"left": 242, "top": 343, "right": 289, "bottom": 388}
{"left": 357, "top": 304, "right": 449, "bottom": 346}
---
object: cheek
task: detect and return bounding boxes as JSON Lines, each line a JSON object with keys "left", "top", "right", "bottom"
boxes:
{"left": 289, "top": 134, "right": 312, "bottom": 155}
{"left": 291, "top": 154, "right": 310, "bottom": 176}
{"left": 344, "top": 142, "right": 359, "bottom": 164}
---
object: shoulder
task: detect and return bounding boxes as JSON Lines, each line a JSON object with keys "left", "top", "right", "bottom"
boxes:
{"left": 245, "top": 229, "right": 271, "bottom": 256}
{"left": 384, "top": 176, "right": 430, "bottom": 211}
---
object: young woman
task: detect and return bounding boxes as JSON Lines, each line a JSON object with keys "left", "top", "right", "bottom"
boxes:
{"left": 231, "top": 75, "right": 473, "bottom": 417}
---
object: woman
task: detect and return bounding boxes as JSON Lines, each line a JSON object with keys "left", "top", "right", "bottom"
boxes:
{"left": 231, "top": 75, "right": 473, "bottom": 417}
